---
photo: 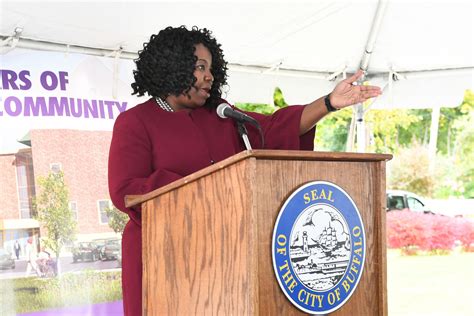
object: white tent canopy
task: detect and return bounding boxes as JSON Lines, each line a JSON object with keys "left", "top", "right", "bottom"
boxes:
{"left": 2, "top": 0, "right": 472, "bottom": 107}
{"left": 1, "top": 0, "right": 473, "bottom": 153}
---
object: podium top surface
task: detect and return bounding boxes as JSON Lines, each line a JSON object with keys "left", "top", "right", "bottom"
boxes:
{"left": 125, "top": 149, "right": 392, "bottom": 208}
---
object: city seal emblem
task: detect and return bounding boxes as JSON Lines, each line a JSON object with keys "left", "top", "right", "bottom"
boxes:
{"left": 272, "top": 181, "right": 366, "bottom": 314}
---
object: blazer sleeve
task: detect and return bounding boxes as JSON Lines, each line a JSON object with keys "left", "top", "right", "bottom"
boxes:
{"left": 108, "top": 110, "right": 182, "bottom": 223}
{"left": 244, "top": 105, "right": 315, "bottom": 150}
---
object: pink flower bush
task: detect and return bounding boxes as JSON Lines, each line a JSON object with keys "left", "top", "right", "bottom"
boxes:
{"left": 386, "top": 210, "right": 474, "bottom": 254}
{"left": 452, "top": 217, "right": 474, "bottom": 252}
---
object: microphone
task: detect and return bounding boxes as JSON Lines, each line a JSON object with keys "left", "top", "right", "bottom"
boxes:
{"left": 216, "top": 103, "right": 259, "bottom": 126}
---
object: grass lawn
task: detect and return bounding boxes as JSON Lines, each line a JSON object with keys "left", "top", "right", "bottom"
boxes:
{"left": 388, "top": 249, "right": 474, "bottom": 316}
{"left": 1, "top": 252, "right": 473, "bottom": 315}
{"left": 0, "top": 270, "right": 122, "bottom": 314}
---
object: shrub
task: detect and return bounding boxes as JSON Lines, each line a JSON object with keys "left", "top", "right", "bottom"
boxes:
{"left": 387, "top": 210, "right": 429, "bottom": 254}
{"left": 388, "top": 145, "right": 436, "bottom": 197}
{"left": 386, "top": 210, "right": 474, "bottom": 254}
{"left": 452, "top": 217, "right": 474, "bottom": 252}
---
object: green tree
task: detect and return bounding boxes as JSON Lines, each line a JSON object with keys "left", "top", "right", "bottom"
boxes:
{"left": 235, "top": 87, "right": 287, "bottom": 115}
{"left": 432, "top": 154, "right": 464, "bottom": 198}
{"left": 397, "top": 109, "right": 431, "bottom": 146}
{"left": 236, "top": 85, "right": 473, "bottom": 198}
{"left": 314, "top": 107, "right": 352, "bottom": 151}
{"left": 235, "top": 102, "right": 275, "bottom": 115}
{"left": 105, "top": 206, "right": 128, "bottom": 235}
{"left": 235, "top": 86, "right": 351, "bottom": 151}
{"left": 273, "top": 87, "right": 288, "bottom": 109}
{"left": 314, "top": 101, "right": 421, "bottom": 153}
{"left": 451, "top": 101, "right": 474, "bottom": 197}
{"left": 365, "top": 109, "right": 420, "bottom": 153}
{"left": 438, "top": 90, "right": 474, "bottom": 156}
{"left": 35, "top": 171, "right": 76, "bottom": 274}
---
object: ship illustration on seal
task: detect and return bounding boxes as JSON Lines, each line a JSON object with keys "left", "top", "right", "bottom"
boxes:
{"left": 289, "top": 204, "right": 351, "bottom": 291}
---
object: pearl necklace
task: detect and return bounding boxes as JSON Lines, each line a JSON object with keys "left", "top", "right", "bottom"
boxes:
{"left": 155, "top": 97, "right": 174, "bottom": 112}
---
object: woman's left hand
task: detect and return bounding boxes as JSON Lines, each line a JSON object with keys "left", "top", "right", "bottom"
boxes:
{"left": 330, "top": 70, "right": 382, "bottom": 109}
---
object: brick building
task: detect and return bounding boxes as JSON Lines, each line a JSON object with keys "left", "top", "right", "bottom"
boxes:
{"left": 0, "top": 129, "right": 120, "bottom": 254}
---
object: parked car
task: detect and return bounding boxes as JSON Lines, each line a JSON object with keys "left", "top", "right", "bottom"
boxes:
{"left": 72, "top": 242, "right": 100, "bottom": 262}
{"left": 100, "top": 239, "right": 121, "bottom": 261}
{"left": 93, "top": 238, "right": 113, "bottom": 260}
{"left": 386, "top": 190, "right": 434, "bottom": 214}
{"left": 0, "top": 248, "right": 15, "bottom": 269}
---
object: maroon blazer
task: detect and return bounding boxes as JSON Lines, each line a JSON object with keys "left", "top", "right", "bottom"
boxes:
{"left": 108, "top": 98, "right": 315, "bottom": 315}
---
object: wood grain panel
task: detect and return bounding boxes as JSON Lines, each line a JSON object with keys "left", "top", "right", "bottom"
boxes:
{"left": 143, "top": 159, "right": 257, "bottom": 315}
{"left": 255, "top": 159, "right": 387, "bottom": 315}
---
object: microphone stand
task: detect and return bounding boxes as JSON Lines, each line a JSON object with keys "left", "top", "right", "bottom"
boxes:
{"left": 237, "top": 121, "right": 252, "bottom": 150}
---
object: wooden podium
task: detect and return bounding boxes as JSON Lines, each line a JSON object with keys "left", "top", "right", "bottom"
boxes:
{"left": 125, "top": 150, "right": 392, "bottom": 315}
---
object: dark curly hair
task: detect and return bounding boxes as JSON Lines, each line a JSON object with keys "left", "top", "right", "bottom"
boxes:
{"left": 131, "top": 26, "right": 228, "bottom": 108}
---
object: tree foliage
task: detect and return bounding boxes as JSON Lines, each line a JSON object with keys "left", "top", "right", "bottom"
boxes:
{"left": 438, "top": 90, "right": 474, "bottom": 156}
{"left": 235, "top": 102, "right": 275, "bottom": 115}
{"left": 398, "top": 109, "right": 432, "bottom": 147}
{"left": 105, "top": 206, "right": 128, "bottom": 235}
{"left": 35, "top": 171, "right": 76, "bottom": 261}
{"left": 234, "top": 86, "right": 473, "bottom": 198}
{"left": 273, "top": 87, "right": 288, "bottom": 109}
{"left": 314, "top": 108, "right": 352, "bottom": 151}
{"left": 451, "top": 99, "right": 474, "bottom": 198}
{"left": 235, "top": 87, "right": 288, "bottom": 114}
{"left": 365, "top": 109, "right": 420, "bottom": 153}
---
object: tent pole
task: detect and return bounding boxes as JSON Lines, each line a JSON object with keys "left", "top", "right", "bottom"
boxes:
{"left": 359, "top": 0, "right": 388, "bottom": 72}
{"left": 355, "top": 104, "right": 366, "bottom": 153}
{"left": 353, "top": 0, "right": 388, "bottom": 152}
{"left": 346, "top": 110, "right": 356, "bottom": 152}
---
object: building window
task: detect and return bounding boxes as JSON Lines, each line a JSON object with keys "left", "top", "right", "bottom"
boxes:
{"left": 69, "top": 201, "right": 78, "bottom": 221}
{"left": 17, "top": 165, "right": 30, "bottom": 218}
{"left": 50, "top": 163, "right": 62, "bottom": 174}
{"left": 98, "top": 200, "right": 112, "bottom": 224}
{"left": 15, "top": 150, "right": 36, "bottom": 219}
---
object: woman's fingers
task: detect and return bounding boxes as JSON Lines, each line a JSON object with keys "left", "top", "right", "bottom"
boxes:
{"left": 345, "top": 70, "right": 364, "bottom": 84}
